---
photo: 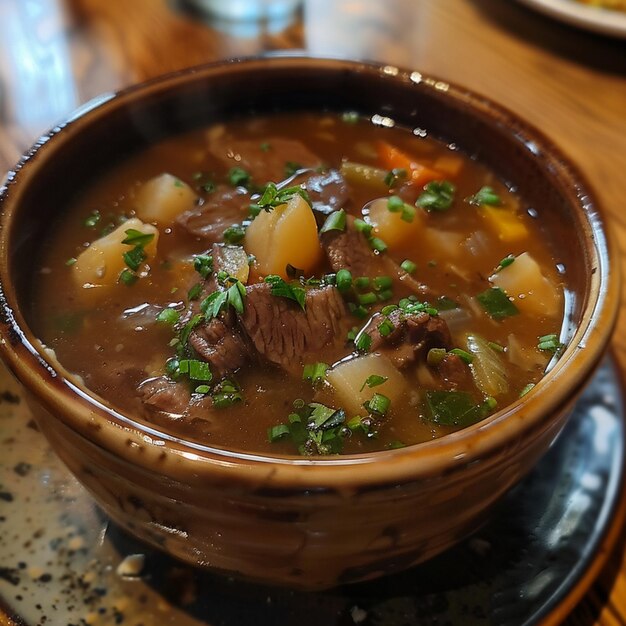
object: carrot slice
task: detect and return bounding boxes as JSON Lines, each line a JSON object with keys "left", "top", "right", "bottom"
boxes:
{"left": 376, "top": 141, "right": 442, "bottom": 187}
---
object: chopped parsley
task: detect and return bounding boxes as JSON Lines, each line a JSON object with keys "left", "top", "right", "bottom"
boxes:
{"left": 193, "top": 254, "right": 213, "bottom": 279}
{"left": 303, "top": 362, "right": 329, "bottom": 386}
{"left": 476, "top": 287, "right": 519, "bottom": 320}
{"left": 227, "top": 167, "right": 250, "bottom": 187}
{"left": 119, "top": 268, "right": 138, "bottom": 286}
{"left": 355, "top": 331, "right": 372, "bottom": 352}
{"left": 122, "top": 229, "right": 155, "bottom": 248}
{"left": 384, "top": 168, "right": 407, "bottom": 187}
{"left": 223, "top": 224, "right": 246, "bottom": 245}
{"left": 156, "top": 308, "right": 181, "bottom": 325}
{"left": 538, "top": 334, "right": 563, "bottom": 353}
{"left": 425, "top": 391, "right": 496, "bottom": 427}
{"left": 211, "top": 378, "right": 243, "bottom": 408}
{"left": 336, "top": 269, "right": 353, "bottom": 292}
{"left": 365, "top": 392, "right": 391, "bottom": 416}
{"left": 467, "top": 185, "right": 502, "bottom": 207}
{"left": 448, "top": 348, "right": 474, "bottom": 364}
{"left": 268, "top": 401, "right": 347, "bottom": 455}
{"left": 200, "top": 278, "right": 246, "bottom": 318}
{"left": 400, "top": 259, "right": 416, "bottom": 274}
{"left": 496, "top": 255, "right": 515, "bottom": 272}
{"left": 360, "top": 375, "right": 388, "bottom": 392}
{"left": 416, "top": 180, "right": 456, "bottom": 211}
{"left": 264, "top": 275, "right": 306, "bottom": 310}
{"left": 250, "top": 182, "right": 311, "bottom": 213}
{"left": 319, "top": 209, "right": 347, "bottom": 234}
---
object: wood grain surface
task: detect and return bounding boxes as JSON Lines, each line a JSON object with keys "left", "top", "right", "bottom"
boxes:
{"left": 0, "top": 0, "right": 625, "bottom": 623}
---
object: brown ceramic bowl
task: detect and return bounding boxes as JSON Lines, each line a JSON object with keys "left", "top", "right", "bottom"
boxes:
{"left": 0, "top": 56, "right": 619, "bottom": 590}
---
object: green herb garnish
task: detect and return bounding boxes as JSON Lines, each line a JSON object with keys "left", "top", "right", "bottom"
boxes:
{"left": 467, "top": 186, "right": 502, "bottom": 207}
{"left": 264, "top": 275, "right": 306, "bottom": 310}
{"left": 193, "top": 254, "right": 213, "bottom": 279}
{"left": 384, "top": 168, "right": 407, "bottom": 187}
{"left": 119, "top": 268, "right": 138, "bottom": 286}
{"left": 200, "top": 278, "right": 246, "bottom": 319}
{"left": 416, "top": 180, "right": 456, "bottom": 211}
{"left": 476, "top": 287, "right": 519, "bottom": 320}
{"left": 377, "top": 317, "right": 395, "bottom": 337}
{"left": 211, "top": 378, "right": 243, "bottom": 408}
{"left": 336, "top": 269, "right": 353, "bottom": 292}
{"left": 319, "top": 209, "right": 347, "bottom": 234}
{"left": 227, "top": 167, "right": 250, "bottom": 187}
{"left": 425, "top": 391, "right": 496, "bottom": 427}
{"left": 122, "top": 229, "right": 155, "bottom": 247}
{"left": 303, "top": 362, "right": 329, "bottom": 385}
{"left": 448, "top": 348, "right": 474, "bottom": 364}
{"left": 366, "top": 393, "right": 391, "bottom": 416}
{"left": 400, "top": 259, "right": 416, "bottom": 274}
{"left": 156, "top": 308, "right": 181, "bottom": 325}
{"left": 360, "top": 375, "right": 388, "bottom": 392}
{"left": 369, "top": 237, "right": 388, "bottom": 253}
{"left": 355, "top": 331, "right": 372, "bottom": 352}
{"left": 538, "top": 334, "right": 562, "bottom": 353}
{"left": 223, "top": 224, "right": 246, "bottom": 245}
{"left": 251, "top": 182, "right": 311, "bottom": 213}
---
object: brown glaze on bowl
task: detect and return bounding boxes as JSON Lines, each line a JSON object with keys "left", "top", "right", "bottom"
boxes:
{"left": 0, "top": 56, "right": 619, "bottom": 589}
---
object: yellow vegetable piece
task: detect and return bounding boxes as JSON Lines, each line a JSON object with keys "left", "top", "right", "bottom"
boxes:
{"left": 73, "top": 218, "right": 159, "bottom": 289}
{"left": 368, "top": 197, "right": 425, "bottom": 252}
{"left": 327, "top": 353, "right": 406, "bottom": 416}
{"left": 479, "top": 206, "right": 529, "bottom": 243}
{"left": 134, "top": 173, "right": 197, "bottom": 224}
{"left": 490, "top": 252, "right": 560, "bottom": 317}
{"left": 244, "top": 194, "right": 321, "bottom": 279}
{"left": 423, "top": 227, "right": 464, "bottom": 260}
{"left": 432, "top": 153, "right": 464, "bottom": 177}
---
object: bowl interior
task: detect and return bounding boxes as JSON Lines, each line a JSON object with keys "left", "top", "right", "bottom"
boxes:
{"left": 0, "top": 57, "right": 614, "bottom": 470}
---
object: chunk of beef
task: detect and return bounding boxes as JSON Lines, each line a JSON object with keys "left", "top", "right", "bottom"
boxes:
{"left": 240, "top": 283, "right": 347, "bottom": 373}
{"left": 321, "top": 216, "right": 429, "bottom": 295}
{"left": 321, "top": 217, "right": 378, "bottom": 278}
{"left": 188, "top": 317, "right": 251, "bottom": 378}
{"left": 208, "top": 138, "right": 321, "bottom": 183}
{"left": 362, "top": 308, "right": 451, "bottom": 369}
{"left": 435, "top": 353, "right": 471, "bottom": 390}
{"left": 138, "top": 376, "right": 213, "bottom": 421}
{"left": 176, "top": 185, "right": 249, "bottom": 242}
{"left": 302, "top": 169, "right": 350, "bottom": 219}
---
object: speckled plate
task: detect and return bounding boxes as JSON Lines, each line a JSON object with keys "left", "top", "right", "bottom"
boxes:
{"left": 0, "top": 356, "right": 624, "bottom": 626}
{"left": 517, "top": 0, "right": 626, "bottom": 37}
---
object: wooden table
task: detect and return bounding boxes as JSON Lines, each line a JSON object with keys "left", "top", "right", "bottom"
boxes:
{"left": 0, "top": 0, "right": 625, "bottom": 623}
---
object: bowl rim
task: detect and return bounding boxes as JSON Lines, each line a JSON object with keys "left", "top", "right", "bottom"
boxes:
{"left": 0, "top": 54, "right": 620, "bottom": 487}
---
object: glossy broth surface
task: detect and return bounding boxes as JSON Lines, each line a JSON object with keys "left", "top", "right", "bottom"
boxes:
{"left": 32, "top": 112, "right": 566, "bottom": 456}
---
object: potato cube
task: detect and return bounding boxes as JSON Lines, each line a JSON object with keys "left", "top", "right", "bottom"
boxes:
{"left": 134, "top": 173, "right": 197, "bottom": 224}
{"left": 73, "top": 218, "right": 158, "bottom": 289}
{"left": 490, "top": 252, "right": 560, "bottom": 317}
{"left": 244, "top": 193, "right": 321, "bottom": 279}
{"left": 327, "top": 353, "right": 407, "bottom": 416}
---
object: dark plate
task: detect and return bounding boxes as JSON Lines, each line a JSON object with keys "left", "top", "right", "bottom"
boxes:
{"left": 0, "top": 357, "right": 623, "bottom": 626}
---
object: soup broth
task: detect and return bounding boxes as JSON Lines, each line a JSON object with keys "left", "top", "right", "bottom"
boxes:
{"left": 32, "top": 112, "right": 566, "bottom": 456}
